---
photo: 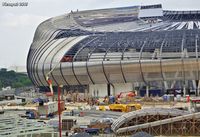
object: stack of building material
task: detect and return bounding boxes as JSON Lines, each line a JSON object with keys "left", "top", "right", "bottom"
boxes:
{"left": 62, "top": 119, "right": 76, "bottom": 130}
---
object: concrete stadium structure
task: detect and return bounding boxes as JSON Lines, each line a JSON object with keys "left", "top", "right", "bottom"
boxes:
{"left": 27, "top": 4, "right": 200, "bottom": 96}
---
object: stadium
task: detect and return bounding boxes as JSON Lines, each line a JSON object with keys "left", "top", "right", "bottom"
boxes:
{"left": 27, "top": 4, "right": 200, "bottom": 97}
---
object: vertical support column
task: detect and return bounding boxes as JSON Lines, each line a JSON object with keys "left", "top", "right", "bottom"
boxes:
{"left": 53, "top": 86, "right": 57, "bottom": 102}
{"left": 192, "top": 80, "right": 196, "bottom": 93}
{"left": 87, "top": 85, "right": 89, "bottom": 102}
{"left": 58, "top": 85, "right": 62, "bottom": 137}
{"left": 183, "top": 85, "right": 186, "bottom": 97}
{"left": 198, "top": 80, "right": 200, "bottom": 96}
{"left": 107, "top": 84, "right": 111, "bottom": 96}
{"left": 139, "top": 41, "right": 148, "bottom": 85}
{"left": 170, "top": 71, "right": 179, "bottom": 89}
{"left": 146, "top": 85, "right": 149, "bottom": 97}
{"left": 160, "top": 35, "right": 168, "bottom": 95}
{"left": 181, "top": 34, "right": 186, "bottom": 97}
{"left": 195, "top": 35, "right": 199, "bottom": 96}
{"left": 163, "top": 81, "right": 168, "bottom": 90}
{"left": 132, "top": 83, "right": 135, "bottom": 91}
{"left": 110, "top": 83, "right": 115, "bottom": 96}
{"left": 196, "top": 80, "right": 199, "bottom": 96}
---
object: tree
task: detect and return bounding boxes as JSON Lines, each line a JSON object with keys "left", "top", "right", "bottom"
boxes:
{"left": 0, "top": 69, "right": 32, "bottom": 89}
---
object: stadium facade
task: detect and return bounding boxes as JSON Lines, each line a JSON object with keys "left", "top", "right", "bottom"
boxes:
{"left": 27, "top": 4, "right": 200, "bottom": 97}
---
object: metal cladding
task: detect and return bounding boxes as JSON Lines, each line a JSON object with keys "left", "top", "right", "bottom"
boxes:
{"left": 27, "top": 5, "right": 200, "bottom": 87}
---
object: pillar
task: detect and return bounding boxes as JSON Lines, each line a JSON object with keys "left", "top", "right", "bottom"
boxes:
{"left": 183, "top": 85, "right": 186, "bottom": 97}
{"left": 146, "top": 85, "right": 149, "bottom": 97}
{"left": 107, "top": 84, "right": 111, "bottom": 96}
{"left": 198, "top": 80, "right": 200, "bottom": 96}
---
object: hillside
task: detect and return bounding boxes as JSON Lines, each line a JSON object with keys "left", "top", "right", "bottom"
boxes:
{"left": 0, "top": 68, "right": 32, "bottom": 89}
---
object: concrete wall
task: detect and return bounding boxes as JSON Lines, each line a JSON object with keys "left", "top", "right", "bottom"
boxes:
{"left": 89, "top": 84, "right": 107, "bottom": 97}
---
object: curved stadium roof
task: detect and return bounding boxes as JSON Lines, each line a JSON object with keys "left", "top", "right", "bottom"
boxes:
{"left": 27, "top": 4, "right": 200, "bottom": 89}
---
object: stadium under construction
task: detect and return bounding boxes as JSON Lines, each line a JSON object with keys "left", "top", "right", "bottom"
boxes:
{"left": 27, "top": 4, "right": 200, "bottom": 97}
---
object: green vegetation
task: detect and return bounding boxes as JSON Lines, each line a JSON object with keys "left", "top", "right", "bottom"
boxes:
{"left": 0, "top": 68, "right": 32, "bottom": 89}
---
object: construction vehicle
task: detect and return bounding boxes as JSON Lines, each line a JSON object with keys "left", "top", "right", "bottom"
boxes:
{"left": 109, "top": 103, "right": 141, "bottom": 112}
{"left": 99, "top": 103, "right": 141, "bottom": 112}
{"left": 99, "top": 91, "right": 141, "bottom": 112}
{"left": 116, "top": 91, "right": 137, "bottom": 103}
{"left": 117, "top": 91, "right": 136, "bottom": 98}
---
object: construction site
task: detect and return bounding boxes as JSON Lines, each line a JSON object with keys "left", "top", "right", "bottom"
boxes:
{"left": 2, "top": 2, "right": 200, "bottom": 137}
{"left": 1, "top": 88, "right": 200, "bottom": 136}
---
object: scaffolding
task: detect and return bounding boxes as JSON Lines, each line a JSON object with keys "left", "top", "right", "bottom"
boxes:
{"left": 0, "top": 113, "right": 57, "bottom": 137}
{"left": 112, "top": 108, "right": 200, "bottom": 136}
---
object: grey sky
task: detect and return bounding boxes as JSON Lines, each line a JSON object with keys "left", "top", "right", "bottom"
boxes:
{"left": 0, "top": 0, "right": 200, "bottom": 68}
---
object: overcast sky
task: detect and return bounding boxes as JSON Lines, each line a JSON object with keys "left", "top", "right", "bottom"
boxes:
{"left": 1, "top": 0, "right": 200, "bottom": 68}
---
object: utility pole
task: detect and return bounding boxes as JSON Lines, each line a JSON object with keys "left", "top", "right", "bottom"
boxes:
{"left": 58, "top": 85, "right": 62, "bottom": 137}
{"left": 45, "top": 62, "right": 63, "bottom": 137}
